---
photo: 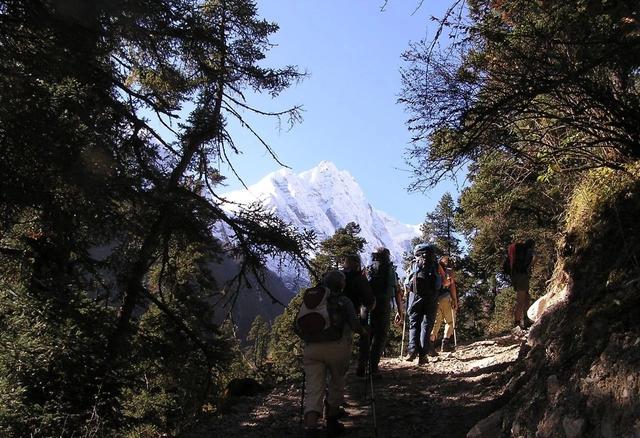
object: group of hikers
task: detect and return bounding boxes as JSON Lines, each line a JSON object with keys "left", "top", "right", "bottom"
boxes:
{"left": 294, "top": 240, "right": 534, "bottom": 437}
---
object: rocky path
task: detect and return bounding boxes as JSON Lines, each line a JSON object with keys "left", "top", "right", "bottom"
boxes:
{"left": 194, "top": 330, "right": 527, "bottom": 438}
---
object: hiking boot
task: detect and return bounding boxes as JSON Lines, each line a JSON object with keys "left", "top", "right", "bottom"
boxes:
{"left": 326, "top": 418, "right": 345, "bottom": 437}
{"left": 404, "top": 351, "right": 418, "bottom": 362}
{"left": 303, "top": 428, "right": 321, "bottom": 438}
{"left": 520, "top": 317, "right": 533, "bottom": 329}
{"left": 418, "top": 354, "right": 428, "bottom": 365}
{"left": 427, "top": 341, "right": 439, "bottom": 357}
{"left": 334, "top": 406, "right": 349, "bottom": 419}
{"left": 442, "top": 338, "right": 455, "bottom": 352}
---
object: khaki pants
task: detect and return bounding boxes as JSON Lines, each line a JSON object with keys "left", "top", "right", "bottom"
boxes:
{"left": 431, "top": 295, "right": 454, "bottom": 339}
{"left": 303, "top": 334, "right": 352, "bottom": 415}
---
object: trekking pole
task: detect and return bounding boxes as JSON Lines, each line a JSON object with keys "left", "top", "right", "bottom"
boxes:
{"left": 299, "top": 356, "right": 305, "bottom": 436}
{"left": 368, "top": 350, "right": 379, "bottom": 437}
{"left": 452, "top": 309, "right": 458, "bottom": 348}
{"left": 400, "top": 284, "right": 407, "bottom": 358}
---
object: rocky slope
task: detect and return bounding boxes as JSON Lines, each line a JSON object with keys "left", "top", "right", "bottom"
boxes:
{"left": 474, "top": 171, "right": 640, "bottom": 438}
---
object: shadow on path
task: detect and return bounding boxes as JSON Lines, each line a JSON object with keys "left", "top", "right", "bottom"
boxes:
{"left": 189, "top": 333, "right": 524, "bottom": 437}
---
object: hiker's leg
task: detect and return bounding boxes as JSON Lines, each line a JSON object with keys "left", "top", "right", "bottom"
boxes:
{"left": 512, "top": 274, "right": 530, "bottom": 325}
{"left": 442, "top": 297, "right": 454, "bottom": 339}
{"left": 356, "top": 332, "right": 369, "bottom": 374}
{"left": 514, "top": 289, "right": 528, "bottom": 324}
{"left": 430, "top": 300, "right": 445, "bottom": 342}
{"left": 356, "top": 308, "right": 370, "bottom": 373}
{"left": 303, "top": 345, "right": 327, "bottom": 428}
{"left": 407, "top": 292, "right": 422, "bottom": 355}
{"left": 326, "top": 339, "right": 351, "bottom": 416}
{"left": 441, "top": 297, "right": 455, "bottom": 351}
{"left": 424, "top": 295, "right": 438, "bottom": 341}
{"left": 419, "top": 303, "right": 430, "bottom": 355}
{"left": 370, "top": 301, "right": 390, "bottom": 372}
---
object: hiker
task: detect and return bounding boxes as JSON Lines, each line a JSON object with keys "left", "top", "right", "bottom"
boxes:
{"left": 404, "top": 243, "right": 446, "bottom": 364}
{"left": 366, "top": 247, "right": 402, "bottom": 378}
{"left": 429, "top": 256, "right": 458, "bottom": 353}
{"left": 296, "top": 270, "right": 368, "bottom": 437}
{"left": 504, "top": 239, "right": 535, "bottom": 329}
{"left": 341, "top": 254, "right": 376, "bottom": 377}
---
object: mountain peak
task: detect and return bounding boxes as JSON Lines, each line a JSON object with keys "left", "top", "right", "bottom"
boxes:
{"left": 223, "top": 162, "right": 419, "bottom": 273}
{"left": 317, "top": 160, "right": 338, "bottom": 173}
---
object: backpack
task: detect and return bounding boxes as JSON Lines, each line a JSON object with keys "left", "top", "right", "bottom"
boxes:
{"left": 505, "top": 242, "right": 531, "bottom": 275}
{"left": 502, "top": 255, "right": 512, "bottom": 276}
{"left": 342, "top": 270, "right": 362, "bottom": 308}
{"left": 368, "top": 255, "right": 390, "bottom": 298}
{"left": 512, "top": 243, "right": 530, "bottom": 273}
{"left": 411, "top": 253, "right": 442, "bottom": 297}
{"left": 294, "top": 286, "right": 345, "bottom": 343}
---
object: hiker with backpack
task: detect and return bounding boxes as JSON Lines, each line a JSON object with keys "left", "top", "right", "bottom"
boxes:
{"left": 503, "top": 239, "right": 535, "bottom": 329}
{"left": 341, "top": 254, "right": 376, "bottom": 377}
{"left": 404, "top": 243, "right": 446, "bottom": 364}
{"left": 366, "top": 247, "right": 402, "bottom": 379}
{"left": 294, "top": 270, "right": 369, "bottom": 438}
{"left": 429, "top": 256, "right": 458, "bottom": 353}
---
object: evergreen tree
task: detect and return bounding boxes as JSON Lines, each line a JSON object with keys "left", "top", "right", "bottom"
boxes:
{"left": 401, "top": 0, "right": 640, "bottom": 189}
{"left": 400, "top": 1, "right": 640, "bottom": 339}
{"left": 311, "top": 222, "right": 367, "bottom": 276}
{"left": 0, "top": 0, "right": 311, "bottom": 435}
{"left": 420, "top": 192, "right": 461, "bottom": 258}
{"left": 267, "top": 293, "right": 304, "bottom": 382}
{"left": 246, "top": 315, "right": 270, "bottom": 369}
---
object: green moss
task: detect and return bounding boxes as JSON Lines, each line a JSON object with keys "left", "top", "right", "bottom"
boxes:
{"left": 565, "top": 165, "right": 640, "bottom": 234}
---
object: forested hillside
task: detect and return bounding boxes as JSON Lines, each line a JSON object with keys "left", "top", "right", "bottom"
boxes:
{"left": 398, "top": 0, "right": 640, "bottom": 435}
{"left": 1, "top": 0, "right": 639, "bottom": 437}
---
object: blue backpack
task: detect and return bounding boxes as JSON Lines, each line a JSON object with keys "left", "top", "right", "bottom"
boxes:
{"left": 410, "top": 245, "right": 442, "bottom": 297}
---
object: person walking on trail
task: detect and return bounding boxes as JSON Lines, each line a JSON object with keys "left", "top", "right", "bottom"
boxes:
{"left": 430, "top": 256, "right": 458, "bottom": 353}
{"left": 366, "top": 247, "right": 402, "bottom": 379}
{"left": 504, "top": 239, "right": 535, "bottom": 329}
{"left": 296, "top": 270, "right": 368, "bottom": 438}
{"left": 404, "top": 243, "right": 446, "bottom": 365}
{"left": 341, "top": 254, "right": 376, "bottom": 377}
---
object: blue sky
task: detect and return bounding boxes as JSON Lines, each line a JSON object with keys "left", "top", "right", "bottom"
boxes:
{"left": 220, "top": 0, "right": 462, "bottom": 225}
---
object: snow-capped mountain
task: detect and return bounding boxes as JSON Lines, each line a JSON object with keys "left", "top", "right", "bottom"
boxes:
{"left": 222, "top": 161, "right": 420, "bottom": 285}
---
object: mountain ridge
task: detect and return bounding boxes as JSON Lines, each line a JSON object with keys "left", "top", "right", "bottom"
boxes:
{"left": 223, "top": 161, "right": 420, "bottom": 279}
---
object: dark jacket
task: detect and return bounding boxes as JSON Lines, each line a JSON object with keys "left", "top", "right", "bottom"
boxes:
{"left": 342, "top": 269, "right": 375, "bottom": 310}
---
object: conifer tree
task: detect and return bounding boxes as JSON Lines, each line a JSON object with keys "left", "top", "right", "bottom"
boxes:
{"left": 0, "top": 0, "right": 311, "bottom": 434}
{"left": 267, "top": 293, "right": 304, "bottom": 381}
{"left": 311, "top": 222, "right": 367, "bottom": 276}
{"left": 246, "top": 315, "right": 270, "bottom": 369}
{"left": 420, "top": 192, "right": 461, "bottom": 258}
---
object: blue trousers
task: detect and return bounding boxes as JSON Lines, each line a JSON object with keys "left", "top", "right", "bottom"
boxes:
{"left": 407, "top": 292, "right": 437, "bottom": 356}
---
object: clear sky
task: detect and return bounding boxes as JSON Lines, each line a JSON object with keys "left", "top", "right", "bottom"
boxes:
{"left": 220, "top": 0, "right": 462, "bottom": 225}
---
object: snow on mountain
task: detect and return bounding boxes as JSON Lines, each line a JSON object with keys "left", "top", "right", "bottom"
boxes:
{"left": 222, "top": 161, "right": 420, "bottom": 286}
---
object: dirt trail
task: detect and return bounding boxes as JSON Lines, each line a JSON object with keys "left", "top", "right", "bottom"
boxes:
{"left": 194, "top": 330, "right": 527, "bottom": 438}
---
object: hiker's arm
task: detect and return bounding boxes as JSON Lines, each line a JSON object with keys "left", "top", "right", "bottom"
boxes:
{"left": 359, "top": 275, "right": 376, "bottom": 311}
{"left": 394, "top": 283, "right": 403, "bottom": 312}
{"left": 449, "top": 271, "right": 459, "bottom": 310}
{"left": 342, "top": 297, "right": 368, "bottom": 337}
{"left": 393, "top": 283, "right": 404, "bottom": 325}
